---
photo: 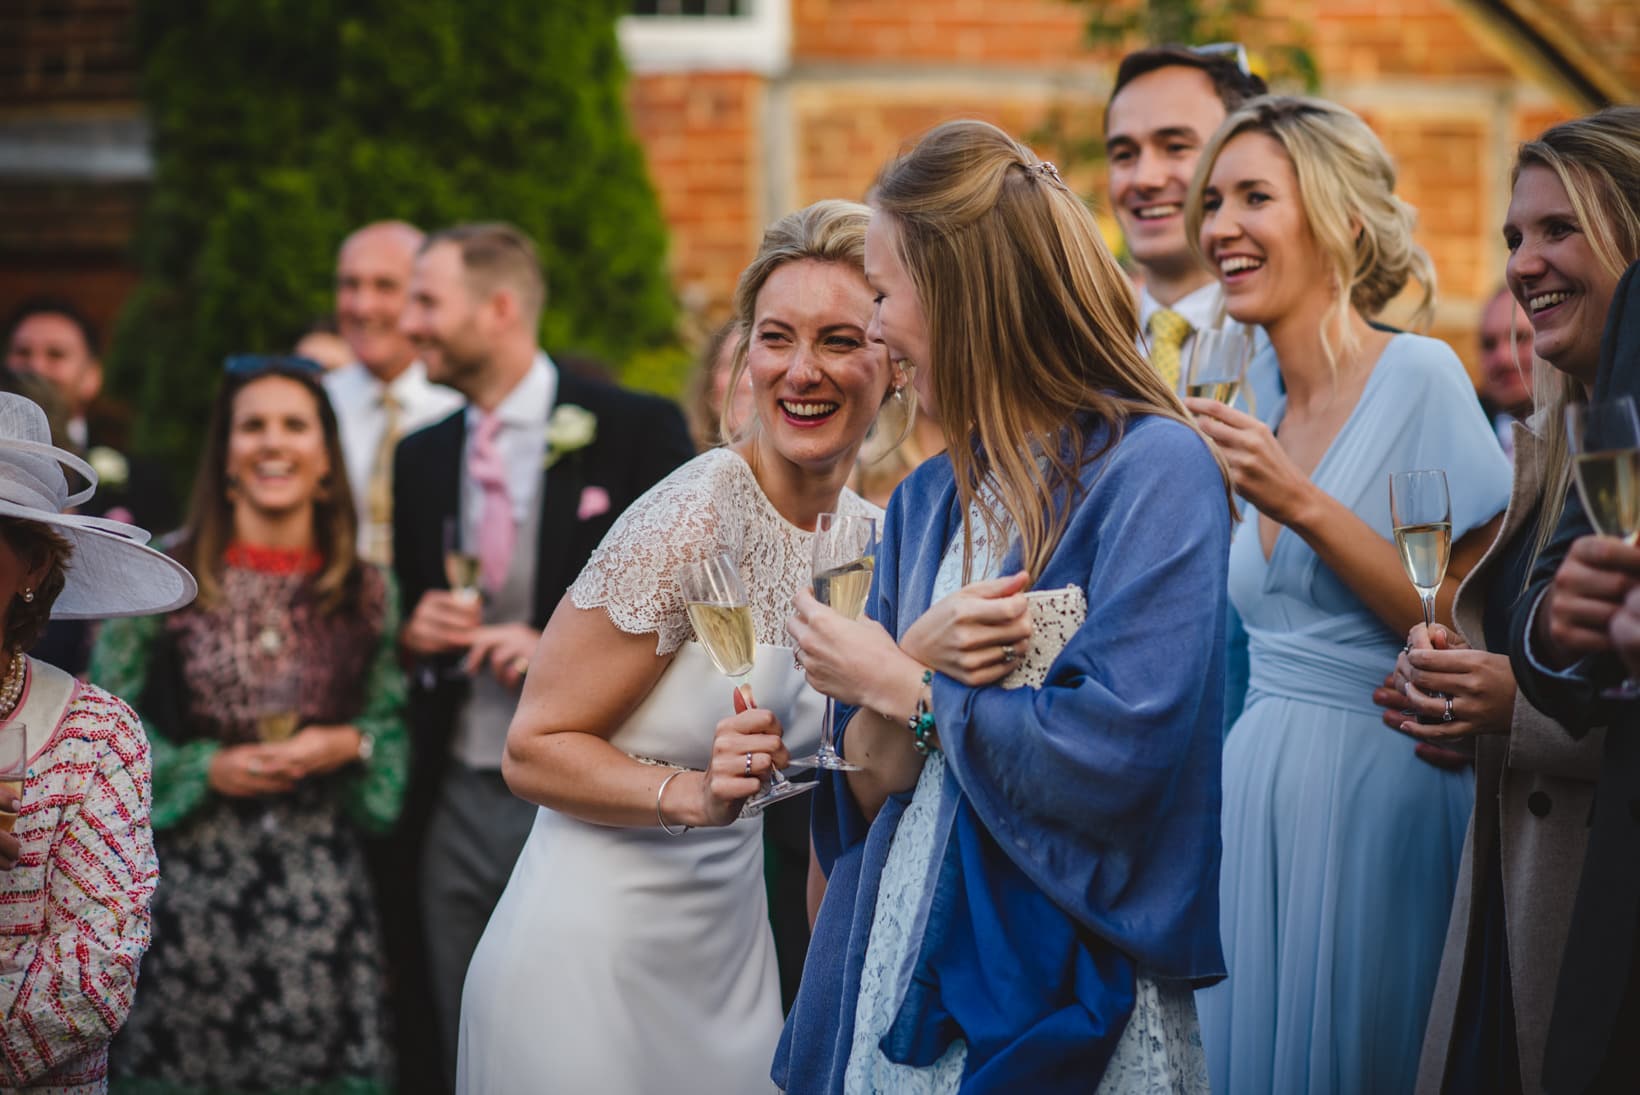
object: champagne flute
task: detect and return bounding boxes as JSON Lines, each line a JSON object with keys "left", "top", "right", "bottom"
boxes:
{"left": 788, "top": 513, "right": 878, "bottom": 772}
{"left": 681, "top": 553, "right": 813, "bottom": 815}
{"left": 1390, "top": 469, "right": 1452, "bottom": 632}
{"left": 257, "top": 675, "right": 301, "bottom": 743}
{"left": 1182, "top": 325, "right": 1255, "bottom": 408}
{"left": 443, "top": 517, "right": 481, "bottom": 604}
{"left": 1566, "top": 397, "right": 1640, "bottom": 698}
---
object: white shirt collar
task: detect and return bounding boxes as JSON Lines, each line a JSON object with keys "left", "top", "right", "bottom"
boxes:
{"left": 464, "top": 351, "right": 558, "bottom": 432}
{"left": 1138, "top": 280, "right": 1223, "bottom": 333}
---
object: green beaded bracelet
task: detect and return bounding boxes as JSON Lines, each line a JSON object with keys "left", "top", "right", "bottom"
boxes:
{"left": 908, "top": 669, "right": 936, "bottom": 754}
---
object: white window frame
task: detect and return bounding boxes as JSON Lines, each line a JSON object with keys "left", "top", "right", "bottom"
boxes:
{"left": 618, "top": 0, "right": 790, "bottom": 76}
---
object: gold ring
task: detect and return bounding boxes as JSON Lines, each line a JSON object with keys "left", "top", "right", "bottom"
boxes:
{"left": 512, "top": 657, "right": 530, "bottom": 677}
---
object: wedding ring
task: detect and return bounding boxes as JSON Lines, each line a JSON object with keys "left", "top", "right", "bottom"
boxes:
{"left": 1000, "top": 644, "right": 1018, "bottom": 663}
{"left": 792, "top": 652, "right": 804, "bottom": 671}
{"left": 1442, "top": 696, "right": 1455, "bottom": 723}
{"left": 743, "top": 753, "right": 754, "bottom": 778}
{"left": 1401, "top": 643, "right": 1411, "bottom": 655}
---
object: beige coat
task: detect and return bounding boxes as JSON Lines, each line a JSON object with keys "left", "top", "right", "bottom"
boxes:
{"left": 1417, "top": 422, "right": 1606, "bottom": 1094}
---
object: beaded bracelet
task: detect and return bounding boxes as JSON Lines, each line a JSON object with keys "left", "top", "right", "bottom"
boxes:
{"left": 907, "top": 669, "right": 936, "bottom": 755}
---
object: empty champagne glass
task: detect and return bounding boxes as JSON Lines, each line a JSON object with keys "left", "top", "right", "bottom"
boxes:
{"left": 681, "top": 552, "right": 813, "bottom": 815}
{"left": 1182, "top": 325, "right": 1255, "bottom": 409}
{"left": 788, "top": 513, "right": 878, "bottom": 771}
{"left": 1567, "top": 397, "right": 1640, "bottom": 698}
{"left": 1390, "top": 469, "right": 1453, "bottom": 631}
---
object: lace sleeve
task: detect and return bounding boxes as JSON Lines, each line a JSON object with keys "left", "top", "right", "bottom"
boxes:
{"left": 570, "top": 451, "right": 741, "bottom": 655}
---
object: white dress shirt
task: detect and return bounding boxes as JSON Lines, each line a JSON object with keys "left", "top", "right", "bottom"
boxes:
{"left": 1137, "top": 281, "right": 1226, "bottom": 364}
{"left": 459, "top": 353, "right": 558, "bottom": 553}
{"left": 323, "top": 360, "right": 464, "bottom": 521}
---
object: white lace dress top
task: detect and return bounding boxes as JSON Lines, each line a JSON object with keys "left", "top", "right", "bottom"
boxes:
{"left": 458, "top": 447, "right": 881, "bottom": 1095}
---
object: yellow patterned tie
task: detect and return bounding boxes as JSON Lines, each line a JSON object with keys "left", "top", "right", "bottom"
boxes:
{"left": 362, "top": 391, "right": 401, "bottom": 566}
{"left": 1147, "top": 308, "right": 1192, "bottom": 391}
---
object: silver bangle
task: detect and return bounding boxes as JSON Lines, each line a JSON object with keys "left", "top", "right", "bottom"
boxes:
{"left": 656, "top": 768, "right": 691, "bottom": 835}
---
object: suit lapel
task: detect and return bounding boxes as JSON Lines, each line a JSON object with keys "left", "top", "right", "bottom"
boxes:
{"left": 533, "top": 372, "right": 590, "bottom": 622}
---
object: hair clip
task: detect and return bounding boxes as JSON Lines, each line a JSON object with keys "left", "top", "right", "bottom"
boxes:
{"left": 1030, "top": 161, "right": 1064, "bottom": 186}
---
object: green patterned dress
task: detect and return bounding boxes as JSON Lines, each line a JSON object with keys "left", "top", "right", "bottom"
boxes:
{"left": 91, "top": 549, "right": 408, "bottom": 1095}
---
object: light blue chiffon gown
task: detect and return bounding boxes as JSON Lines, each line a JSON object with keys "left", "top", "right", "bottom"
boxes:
{"left": 1196, "top": 334, "right": 1512, "bottom": 1094}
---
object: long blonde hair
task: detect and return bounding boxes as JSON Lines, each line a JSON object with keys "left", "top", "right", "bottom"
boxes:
{"left": 872, "top": 119, "right": 1232, "bottom": 581}
{"left": 1186, "top": 96, "right": 1436, "bottom": 376}
{"left": 719, "top": 199, "right": 914, "bottom": 444}
{"left": 1518, "top": 106, "right": 1640, "bottom": 572}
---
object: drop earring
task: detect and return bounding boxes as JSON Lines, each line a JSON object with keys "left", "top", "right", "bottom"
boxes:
{"left": 20, "top": 586, "right": 34, "bottom": 603}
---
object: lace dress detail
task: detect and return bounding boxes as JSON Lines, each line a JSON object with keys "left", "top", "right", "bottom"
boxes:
{"left": 571, "top": 447, "right": 876, "bottom": 655}
{"left": 844, "top": 490, "right": 1208, "bottom": 1093}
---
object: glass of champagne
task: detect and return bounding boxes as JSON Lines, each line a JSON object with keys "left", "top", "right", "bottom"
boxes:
{"left": 443, "top": 516, "right": 482, "bottom": 604}
{"left": 681, "top": 553, "right": 813, "bottom": 815}
{"left": 1182, "top": 325, "right": 1255, "bottom": 408}
{"left": 1391, "top": 469, "right": 1452, "bottom": 631}
{"left": 1567, "top": 397, "right": 1640, "bottom": 698}
{"left": 257, "top": 675, "right": 301, "bottom": 743}
{"left": 789, "top": 512, "right": 878, "bottom": 772}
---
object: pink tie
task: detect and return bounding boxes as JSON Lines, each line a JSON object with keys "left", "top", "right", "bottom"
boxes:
{"left": 470, "top": 412, "right": 515, "bottom": 594}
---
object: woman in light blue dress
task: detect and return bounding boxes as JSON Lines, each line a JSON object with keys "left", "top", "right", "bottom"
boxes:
{"left": 1184, "top": 97, "right": 1513, "bottom": 1094}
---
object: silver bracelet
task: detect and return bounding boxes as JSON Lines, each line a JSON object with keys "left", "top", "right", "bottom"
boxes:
{"left": 656, "top": 768, "right": 691, "bottom": 835}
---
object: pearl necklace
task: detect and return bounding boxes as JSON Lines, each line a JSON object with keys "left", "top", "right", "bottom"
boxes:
{"left": 0, "top": 651, "right": 26, "bottom": 718}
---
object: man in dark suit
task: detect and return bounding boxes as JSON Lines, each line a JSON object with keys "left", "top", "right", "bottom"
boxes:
{"left": 392, "top": 222, "right": 692, "bottom": 1085}
{"left": 5, "top": 296, "right": 178, "bottom": 674}
{"left": 1508, "top": 259, "right": 1640, "bottom": 1093}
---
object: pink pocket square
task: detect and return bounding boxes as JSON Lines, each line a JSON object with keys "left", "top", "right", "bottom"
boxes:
{"left": 577, "top": 485, "right": 611, "bottom": 521}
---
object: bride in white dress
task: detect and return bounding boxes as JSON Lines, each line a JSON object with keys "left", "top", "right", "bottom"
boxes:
{"left": 456, "top": 199, "right": 899, "bottom": 1095}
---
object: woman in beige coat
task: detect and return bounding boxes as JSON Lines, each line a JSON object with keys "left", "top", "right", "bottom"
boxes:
{"left": 1375, "top": 108, "right": 1640, "bottom": 1094}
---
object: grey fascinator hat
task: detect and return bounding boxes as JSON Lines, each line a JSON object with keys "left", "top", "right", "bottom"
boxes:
{"left": 0, "top": 392, "right": 196, "bottom": 618}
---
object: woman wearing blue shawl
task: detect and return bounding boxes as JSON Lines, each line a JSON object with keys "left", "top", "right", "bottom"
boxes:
{"left": 774, "top": 119, "right": 1235, "bottom": 1093}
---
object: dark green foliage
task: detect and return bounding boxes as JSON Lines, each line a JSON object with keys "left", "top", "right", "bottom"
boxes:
{"left": 113, "top": 0, "right": 677, "bottom": 474}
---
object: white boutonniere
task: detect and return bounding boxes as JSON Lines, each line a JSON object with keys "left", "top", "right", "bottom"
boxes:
{"left": 544, "top": 404, "right": 597, "bottom": 468}
{"left": 87, "top": 445, "right": 130, "bottom": 490}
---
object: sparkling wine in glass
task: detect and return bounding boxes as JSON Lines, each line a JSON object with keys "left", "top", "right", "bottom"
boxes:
{"left": 257, "top": 675, "right": 301, "bottom": 743}
{"left": 0, "top": 720, "right": 24, "bottom": 836}
{"left": 1182, "top": 325, "right": 1255, "bottom": 408}
{"left": 1567, "top": 397, "right": 1640, "bottom": 698}
{"left": 1390, "top": 469, "right": 1452, "bottom": 631}
{"left": 443, "top": 516, "right": 482, "bottom": 604}
{"left": 789, "top": 512, "right": 878, "bottom": 772}
{"left": 681, "top": 553, "right": 813, "bottom": 815}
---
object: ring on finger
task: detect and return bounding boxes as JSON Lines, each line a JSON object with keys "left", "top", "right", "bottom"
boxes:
{"left": 1442, "top": 696, "right": 1454, "bottom": 723}
{"left": 1000, "top": 643, "right": 1018, "bottom": 663}
{"left": 249, "top": 759, "right": 263, "bottom": 776}
{"left": 744, "top": 752, "right": 754, "bottom": 778}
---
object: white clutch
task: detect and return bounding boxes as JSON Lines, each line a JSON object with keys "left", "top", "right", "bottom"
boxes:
{"left": 1002, "top": 585, "right": 1088, "bottom": 690}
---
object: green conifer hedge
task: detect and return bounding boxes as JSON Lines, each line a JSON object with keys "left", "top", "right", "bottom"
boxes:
{"left": 112, "top": 0, "right": 678, "bottom": 475}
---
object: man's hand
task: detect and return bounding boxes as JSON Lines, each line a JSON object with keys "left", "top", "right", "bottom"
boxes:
{"left": 1537, "top": 535, "right": 1640, "bottom": 667}
{"left": 464, "top": 623, "right": 542, "bottom": 690}
{"left": 402, "top": 590, "right": 483, "bottom": 657}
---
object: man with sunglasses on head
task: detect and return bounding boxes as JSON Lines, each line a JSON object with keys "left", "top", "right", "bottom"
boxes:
{"left": 394, "top": 221, "right": 693, "bottom": 1088}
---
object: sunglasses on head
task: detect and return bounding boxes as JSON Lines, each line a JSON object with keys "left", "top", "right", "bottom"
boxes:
{"left": 223, "top": 354, "right": 326, "bottom": 379}
{"left": 1189, "top": 41, "right": 1253, "bottom": 77}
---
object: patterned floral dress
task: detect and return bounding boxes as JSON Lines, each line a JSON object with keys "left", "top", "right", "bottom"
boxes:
{"left": 90, "top": 546, "right": 408, "bottom": 1095}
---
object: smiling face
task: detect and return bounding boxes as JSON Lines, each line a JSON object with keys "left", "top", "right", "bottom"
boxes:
{"left": 1198, "top": 131, "right": 1330, "bottom": 329}
{"left": 1504, "top": 164, "right": 1621, "bottom": 386}
{"left": 401, "top": 241, "right": 493, "bottom": 396}
{"left": 745, "top": 258, "right": 890, "bottom": 476}
{"left": 336, "top": 225, "right": 421, "bottom": 380}
{"left": 864, "top": 212, "right": 932, "bottom": 409}
{"left": 225, "top": 375, "right": 333, "bottom": 523}
{"left": 1105, "top": 66, "right": 1229, "bottom": 290}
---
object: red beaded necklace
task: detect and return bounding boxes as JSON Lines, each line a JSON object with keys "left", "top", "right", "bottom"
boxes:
{"left": 224, "top": 541, "right": 323, "bottom": 576}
